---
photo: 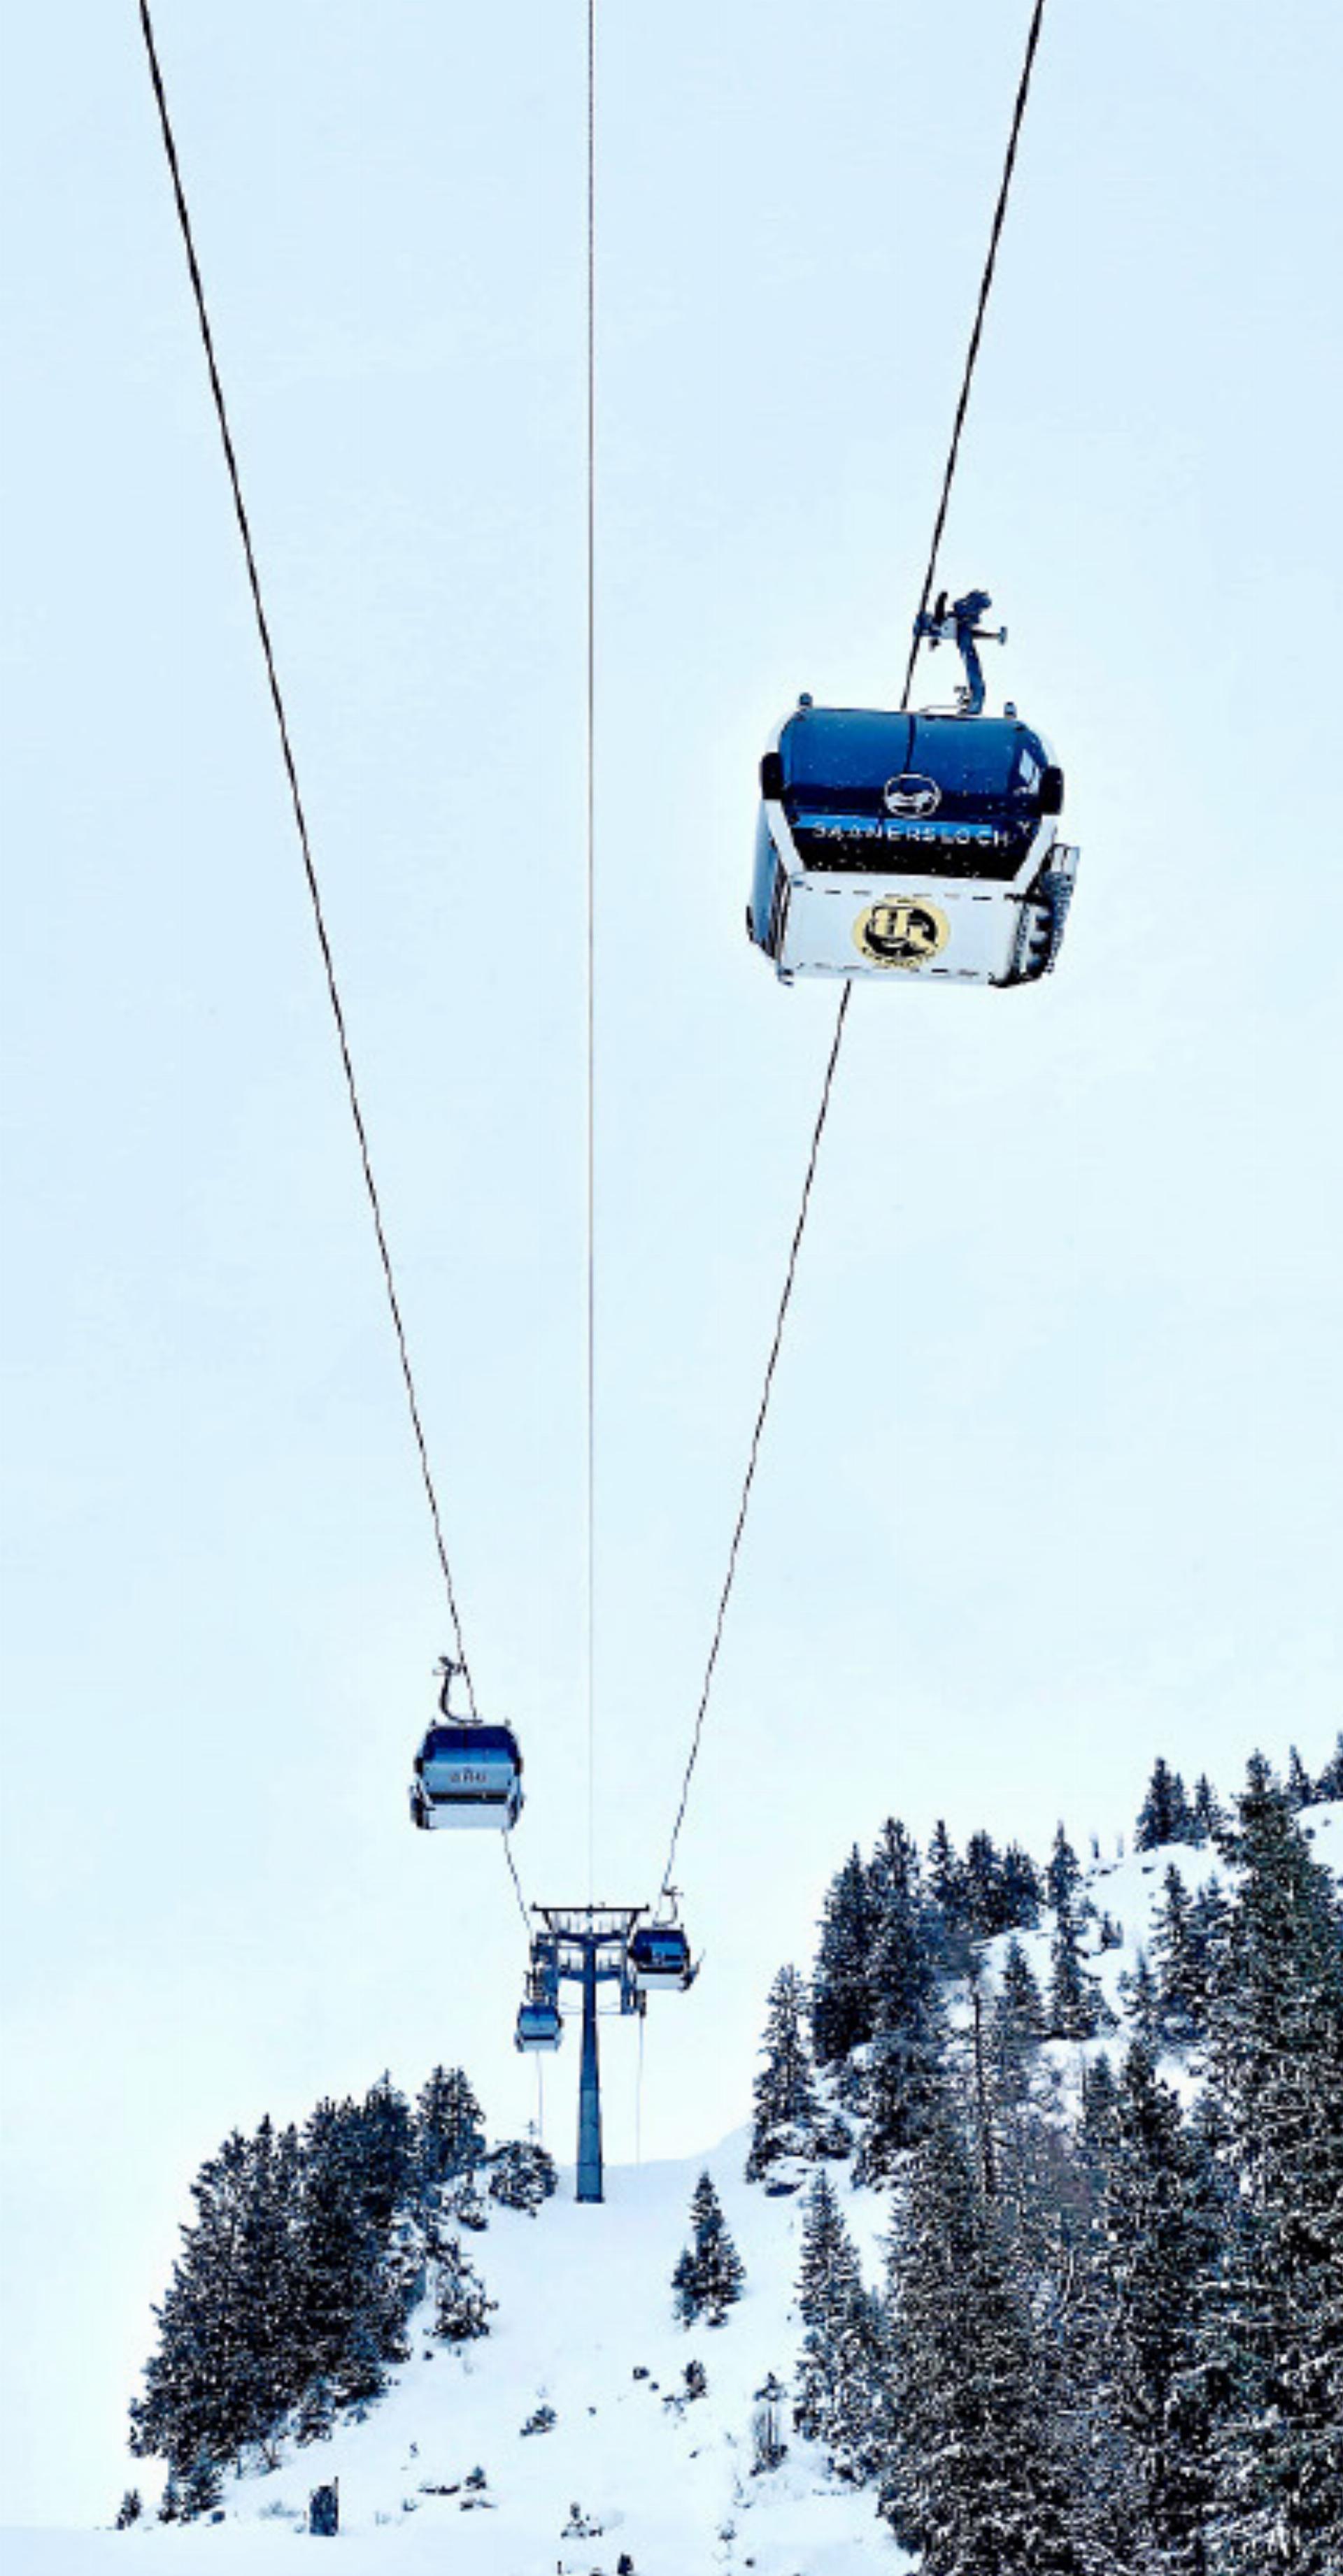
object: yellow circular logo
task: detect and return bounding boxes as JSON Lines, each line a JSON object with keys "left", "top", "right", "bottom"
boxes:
{"left": 853, "top": 898, "right": 950, "bottom": 970}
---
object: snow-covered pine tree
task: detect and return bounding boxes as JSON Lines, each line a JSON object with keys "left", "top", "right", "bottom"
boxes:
{"left": 855, "top": 1853, "right": 946, "bottom": 2184}
{"left": 1000, "top": 1840, "right": 1044, "bottom": 1930}
{"left": 432, "top": 2235, "right": 495, "bottom": 2344}
{"left": 1092, "top": 2043, "right": 1218, "bottom": 2568}
{"left": 1117, "top": 1949, "right": 1163, "bottom": 2051}
{"left": 1045, "top": 1821, "right": 1083, "bottom": 1916}
{"left": 746, "top": 1965, "right": 819, "bottom": 2179}
{"left": 129, "top": 2128, "right": 262, "bottom": 2473}
{"left": 357, "top": 2075, "right": 415, "bottom": 2235}
{"left": 1315, "top": 1732, "right": 1343, "bottom": 1802}
{"left": 927, "top": 1820, "right": 969, "bottom": 1935}
{"left": 1150, "top": 1863, "right": 1202, "bottom": 2046}
{"left": 294, "top": 2374, "right": 334, "bottom": 2445}
{"left": 962, "top": 1831, "right": 1007, "bottom": 1936}
{"left": 291, "top": 2098, "right": 390, "bottom": 2402}
{"left": 1135, "top": 1757, "right": 1193, "bottom": 1852}
{"left": 178, "top": 2452, "right": 223, "bottom": 2522}
{"left": 336, "top": 2315, "right": 385, "bottom": 2412}
{"left": 793, "top": 2172, "right": 882, "bottom": 2483}
{"left": 231, "top": 2115, "right": 303, "bottom": 2463}
{"left": 997, "top": 1936, "right": 1046, "bottom": 2042}
{"left": 113, "top": 2491, "right": 142, "bottom": 2530}
{"left": 415, "top": 2066, "right": 486, "bottom": 2196}
{"left": 487, "top": 2138, "right": 557, "bottom": 2214}
{"left": 1200, "top": 1761, "right": 1343, "bottom": 2572}
{"left": 811, "top": 1848, "right": 876, "bottom": 2066}
{"left": 1286, "top": 1744, "right": 1316, "bottom": 1811}
{"left": 1048, "top": 1899, "right": 1104, "bottom": 2040}
{"left": 881, "top": 2107, "right": 1083, "bottom": 2574}
{"left": 672, "top": 2174, "right": 745, "bottom": 2327}
{"left": 1189, "top": 1772, "right": 1225, "bottom": 1846}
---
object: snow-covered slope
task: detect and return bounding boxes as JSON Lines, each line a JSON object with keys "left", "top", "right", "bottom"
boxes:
{"left": 13, "top": 1805, "right": 1343, "bottom": 2576}
{"left": 1, "top": 2128, "right": 906, "bottom": 2576}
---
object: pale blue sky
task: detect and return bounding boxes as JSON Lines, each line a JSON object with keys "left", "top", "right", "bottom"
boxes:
{"left": 3, "top": 0, "right": 1342, "bottom": 2525}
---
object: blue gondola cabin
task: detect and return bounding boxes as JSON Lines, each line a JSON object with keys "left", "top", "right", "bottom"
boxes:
{"left": 409, "top": 1722, "right": 524, "bottom": 1831}
{"left": 628, "top": 1924, "right": 695, "bottom": 1992}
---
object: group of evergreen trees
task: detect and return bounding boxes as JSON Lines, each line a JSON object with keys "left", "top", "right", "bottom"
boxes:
{"left": 753, "top": 1752, "right": 1343, "bottom": 2575}
{"left": 129, "top": 2065, "right": 553, "bottom": 2515}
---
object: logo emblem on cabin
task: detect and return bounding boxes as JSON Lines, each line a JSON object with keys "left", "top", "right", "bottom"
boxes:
{"left": 883, "top": 773, "right": 941, "bottom": 818}
{"left": 854, "top": 899, "right": 950, "bottom": 968}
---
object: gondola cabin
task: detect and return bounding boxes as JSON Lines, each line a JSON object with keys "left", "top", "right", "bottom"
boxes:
{"left": 628, "top": 1924, "right": 695, "bottom": 1993}
{"left": 749, "top": 594, "right": 1078, "bottom": 988}
{"left": 408, "top": 1722, "right": 524, "bottom": 1831}
{"left": 515, "top": 1995, "right": 563, "bottom": 2052}
{"left": 751, "top": 706, "right": 1077, "bottom": 987}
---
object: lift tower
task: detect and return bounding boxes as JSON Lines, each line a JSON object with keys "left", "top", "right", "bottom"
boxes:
{"left": 530, "top": 1908, "right": 644, "bottom": 2203}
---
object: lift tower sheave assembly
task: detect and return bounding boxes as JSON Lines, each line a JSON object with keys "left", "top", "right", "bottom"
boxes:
{"left": 530, "top": 1908, "right": 644, "bottom": 2205}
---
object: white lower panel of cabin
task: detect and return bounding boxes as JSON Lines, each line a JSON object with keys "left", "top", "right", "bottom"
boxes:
{"left": 775, "top": 871, "right": 1020, "bottom": 984}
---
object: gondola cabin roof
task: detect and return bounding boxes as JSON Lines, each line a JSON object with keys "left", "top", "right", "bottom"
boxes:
{"left": 419, "top": 1723, "right": 521, "bottom": 1764}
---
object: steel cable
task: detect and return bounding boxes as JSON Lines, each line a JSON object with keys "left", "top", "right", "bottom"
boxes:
{"left": 658, "top": 0, "right": 1050, "bottom": 1900}
{"left": 585, "top": 0, "right": 599, "bottom": 1909}
{"left": 135, "top": 6, "right": 542, "bottom": 1938}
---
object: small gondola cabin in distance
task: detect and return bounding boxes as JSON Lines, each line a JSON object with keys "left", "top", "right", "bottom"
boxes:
{"left": 748, "top": 590, "right": 1079, "bottom": 988}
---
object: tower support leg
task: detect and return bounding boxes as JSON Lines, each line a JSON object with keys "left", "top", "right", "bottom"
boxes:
{"left": 576, "top": 1943, "right": 603, "bottom": 2204}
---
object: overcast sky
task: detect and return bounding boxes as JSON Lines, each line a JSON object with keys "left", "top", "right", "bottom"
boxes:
{"left": 3, "top": 0, "right": 1342, "bottom": 2528}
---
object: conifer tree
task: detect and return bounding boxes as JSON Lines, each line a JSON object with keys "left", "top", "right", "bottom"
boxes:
{"left": 792, "top": 2172, "right": 881, "bottom": 2481}
{"left": 962, "top": 1831, "right": 1004, "bottom": 1935}
{"left": 294, "top": 2375, "right": 334, "bottom": 2445}
{"left": 179, "top": 2452, "right": 223, "bottom": 2522}
{"left": 1184, "top": 1876, "right": 1230, "bottom": 2032}
{"left": 232, "top": 2116, "right": 303, "bottom": 2459}
{"left": 292, "top": 2099, "right": 387, "bottom": 2396}
{"left": 1000, "top": 1841, "right": 1044, "bottom": 1930}
{"left": 1045, "top": 1822, "right": 1083, "bottom": 1917}
{"left": 357, "top": 2075, "right": 415, "bottom": 2233}
{"left": 1286, "top": 1744, "right": 1315, "bottom": 1811}
{"left": 746, "top": 1966, "right": 819, "bottom": 2179}
{"left": 1201, "top": 1762, "right": 1343, "bottom": 2570}
{"left": 997, "top": 1937, "right": 1046, "bottom": 2042}
{"left": 672, "top": 2174, "right": 745, "bottom": 2327}
{"left": 432, "top": 2236, "right": 495, "bottom": 2344}
{"left": 129, "top": 2129, "right": 260, "bottom": 2472}
{"left": 881, "top": 2109, "right": 1083, "bottom": 2573}
{"left": 1048, "top": 1901, "right": 1102, "bottom": 2040}
{"left": 811, "top": 1849, "right": 876, "bottom": 2065}
{"left": 927, "top": 1821, "right": 968, "bottom": 1933}
{"left": 1118, "top": 1949, "right": 1164, "bottom": 2052}
{"left": 1314, "top": 1732, "right": 1343, "bottom": 1803}
{"left": 336, "top": 2315, "right": 386, "bottom": 2410}
{"left": 1135, "top": 1757, "right": 1193, "bottom": 1852}
{"left": 415, "top": 2067, "right": 485, "bottom": 2194}
{"left": 114, "top": 2491, "right": 142, "bottom": 2530}
{"left": 1189, "top": 1772, "right": 1225, "bottom": 1846}
{"left": 1151, "top": 1864, "right": 1202, "bottom": 2046}
{"left": 856, "top": 1868, "right": 946, "bottom": 2184}
{"left": 487, "top": 2137, "right": 557, "bottom": 2214}
{"left": 1093, "top": 2045, "right": 1218, "bottom": 2568}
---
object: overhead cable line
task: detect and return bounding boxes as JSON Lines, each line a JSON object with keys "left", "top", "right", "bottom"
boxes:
{"left": 585, "top": 0, "right": 599, "bottom": 1908}
{"left": 658, "top": 0, "right": 1051, "bottom": 1900}
{"left": 134, "top": 4, "right": 534, "bottom": 1936}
